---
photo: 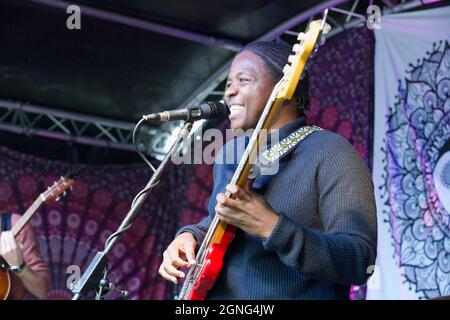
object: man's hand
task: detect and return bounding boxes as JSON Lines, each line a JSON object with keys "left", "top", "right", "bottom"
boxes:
{"left": 159, "top": 232, "right": 197, "bottom": 284}
{"left": 0, "top": 231, "right": 24, "bottom": 267}
{"left": 215, "top": 184, "right": 279, "bottom": 239}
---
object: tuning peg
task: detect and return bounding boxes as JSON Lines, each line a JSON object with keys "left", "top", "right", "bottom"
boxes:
{"left": 322, "top": 23, "right": 331, "bottom": 34}
{"left": 288, "top": 55, "right": 296, "bottom": 64}
{"left": 297, "top": 32, "right": 306, "bottom": 41}
{"left": 292, "top": 44, "right": 302, "bottom": 53}
{"left": 283, "top": 65, "right": 291, "bottom": 75}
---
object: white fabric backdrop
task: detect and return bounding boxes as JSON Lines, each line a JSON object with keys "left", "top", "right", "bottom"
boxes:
{"left": 367, "top": 6, "right": 450, "bottom": 300}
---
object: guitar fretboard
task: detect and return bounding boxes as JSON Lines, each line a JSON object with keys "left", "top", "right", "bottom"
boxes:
{"left": 11, "top": 197, "right": 43, "bottom": 236}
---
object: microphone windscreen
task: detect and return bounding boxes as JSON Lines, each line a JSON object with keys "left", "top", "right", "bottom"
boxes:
{"left": 202, "top": 100, "right": 229, "bottom": 120}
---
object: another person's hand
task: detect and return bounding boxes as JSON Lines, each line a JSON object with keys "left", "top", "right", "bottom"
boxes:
{"left": 0, "top": 231, "right": 24, "bottom": 267}
{"left": 215, "top": 184, "right": 279, "bottom": 239}
{"left": 159, "top": 232, "right": 196, "bottom": 284}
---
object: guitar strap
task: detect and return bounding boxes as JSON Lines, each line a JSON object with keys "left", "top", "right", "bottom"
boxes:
{"left": 250, "top": 125, "right": 323, "bottom": 178}
{"left": 0, "top": 212, "right": 12, "bottom": 232}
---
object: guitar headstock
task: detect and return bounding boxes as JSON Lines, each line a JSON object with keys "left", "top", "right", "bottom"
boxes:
{"left": 276, "top": 16, "right": 331, "bottom": 100}
{"left": 41, "top": 176, "right": 76, "bottom": 202}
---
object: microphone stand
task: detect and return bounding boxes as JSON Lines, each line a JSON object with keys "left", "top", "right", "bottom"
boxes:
{"left": 71, "top": 120, "right": 194, "bottom": 300}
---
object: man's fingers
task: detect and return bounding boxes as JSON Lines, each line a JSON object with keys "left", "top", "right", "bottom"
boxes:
{"left": 183, "top": 242, "right": 196, "bottom": 265}
{"left": 167, "top": 249, "right": 190, "bottom": 268}
{"left": 159, "top": 253, "right": 185, "bottom": 284}
{"left": 159, "top": 235, "right": 199, "bottom": 285}
{"left": 216, "top": 193, "right": 241, "bottom": 211}
{"left": 216, "top": 210, "right": 232, "bottom": 225}
{"left": 175, "top": 258, "right": 190, "bottom": 268}
{"left": 3, "top": 231, "right": 18, "bottom": 251}
{"left": 215, "top": 204, "right": 239, "bottom": 226}
{"left": 0, "top": 232, "right": 8, "bottom": 248}
{"left": 164, "top": 263, "right": 185, "bottom": 280}
{"left": 225, "top": 184, "right": 249, "bottom": 201}
{"left": 2, "top": 232, "right": 12, "bottom": 252}
{"left": 0, "top": 234, "right": 4, "bottom": 253}
{"left": 158, "top": 264, "right": 179, "bottom": 284}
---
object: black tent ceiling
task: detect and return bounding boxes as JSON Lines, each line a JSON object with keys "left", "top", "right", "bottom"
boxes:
{"left": 2, "top": 0, "right": 442, "bottom": 163}
{"left": 0, "top": 0, "right": 318, "bottom": 122}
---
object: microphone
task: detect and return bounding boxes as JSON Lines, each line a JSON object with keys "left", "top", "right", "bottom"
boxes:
{"left": 143, "top": 100, "right": 229, "bottom": 122}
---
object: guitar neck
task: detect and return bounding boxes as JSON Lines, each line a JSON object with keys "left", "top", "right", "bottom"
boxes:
{"left": 11, "top": 197, "right": 44, "bottom": 237}
{"left": 201, "top": 92, "right": 284, "bottom": 248}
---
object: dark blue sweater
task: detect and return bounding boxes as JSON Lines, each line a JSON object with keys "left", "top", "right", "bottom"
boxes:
{"left": 177, "top": 117, "right": 377, "bottom": 299}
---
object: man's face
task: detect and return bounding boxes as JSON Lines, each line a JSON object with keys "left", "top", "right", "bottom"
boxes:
{"left": 225, "top": 50, "right": 276, "bottom": 130}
